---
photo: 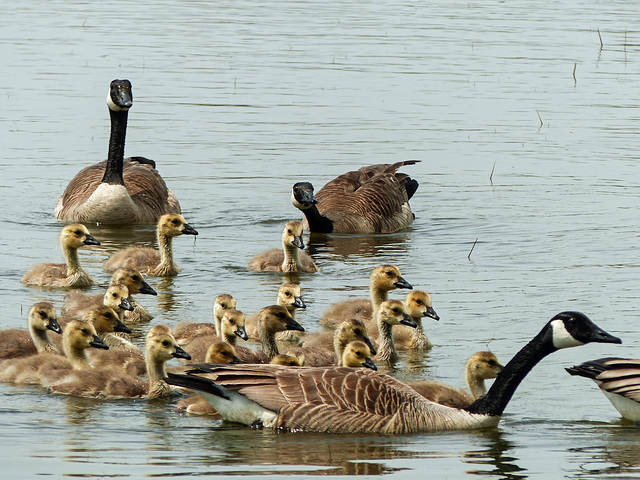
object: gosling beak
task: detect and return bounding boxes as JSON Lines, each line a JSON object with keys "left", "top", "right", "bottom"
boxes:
{"left": 231, "top": 356, "right": 243, "bottom": 364}
{"left": 293, "top": 297, "right": 306, "bottom": 309}
{"left": 90, "top": 335, "right": 109, "bottom": 350}
{"left": 400, "top": 313, "right": 418, "bottom": 328}
{"left": 173, "top": 345, "right": 192, "bottom": 360}
{"left": 363, "top": 358, "right": 378, "bottom": 371}
{"left": 139, "top": 280, "right": 157, "bottom": 296}
{"left": 363, "top": 336, "right": 377, "bottom": 356}
{"left": 119, "top": 297, "right": 134, "bottom": 312}
{"left": 426, "top": 306, "right": 439, "bottom": 321}
{"left": 292, "top": 235, "right": 305, "bottom": 250}
{"left": 182, "top": 224, "right": 199, "bottom": 236}
{"left": 113, "top": 319, "right": 132, "bottom": 334}
{"left": 286, "top": 318, "right": 305, "bottom": 332}
{"left": 47, "top": 317, "right": 63, "bottom": 334}
{"left": 83, "top": 234, "right": 101, "bottom": 246}
{"left": 394, "top": 276, "right": 413, "bottom": 290}
{"left": 235, "top": 325, "right": 249, "bottom": 341}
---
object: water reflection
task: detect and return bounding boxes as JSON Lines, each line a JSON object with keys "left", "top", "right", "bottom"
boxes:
{"left": 307, "top": 232, "right": 411, "bottom": 261}
{"left": 464, "top": 429, "right": 527, "bottom": 480}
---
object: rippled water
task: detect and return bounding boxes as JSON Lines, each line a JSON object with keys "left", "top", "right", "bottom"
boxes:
{"left": 1, "top": 0, "right": 640, "bottom": 478}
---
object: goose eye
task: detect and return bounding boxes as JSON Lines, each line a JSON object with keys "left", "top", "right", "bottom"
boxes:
{"left": 392, "top": 308, "right": 399, "bottom": 314}
{"left": 132, "top": 276, "right": 140, "bottom": 281}
{"left": 220, "top": 303, "right": 226, "bottom": 309}
{"left": 74, "top": 230, "right": 82, "bottom": 236}
{"left": 171, "top": 219, "right": 180, "bottom": 225}
{"left": 487, "top": 360, "right": 496, "bottom": 366}
{"left": 285, "top": 292, "right": 291, "bottom": 297}
{"left": 385, "top": 271, "right": 393, "bottom": 277}
{"left": 354, "top": 329, "right": 361, "bottom": 335}
{"left": 105, "top": 313, "right": 113, "bottom": 319}
{"left": 81, "top": 328, "right": 89, "bottom": 335}
{"left": 39, "top": 311, "right": 47, "bottom": 319}
{"left": 161, "top": 340, "right": 171, "bottom": 347}
{"left": 415, "top": 299, "right": 423, "bottom": 305}
{"left": 228, "top": 319, "right": 235, "bottom": 325}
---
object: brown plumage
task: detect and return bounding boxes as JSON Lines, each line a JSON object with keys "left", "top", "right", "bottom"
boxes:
{"left": 61, "top": 284, "right": 133, "bottom": 325}
{"left": 181, "top": 309, "right": 248, "bottom": 363}
{"left": 247, "top": 221, "right": 318, "bottom": 273}
{"left": 21, "top": 224, "right": 100, "bottom": 288}
{"left": 0, "top": 303, "right": 62, "bottom": 360}
{"left": 340, "top": 341, "right": 377, "bottom": 370}
{"left": 408, "top": 352, "right": 503, "bottom": 408}
{"left": 174, "top": 294, "right": 237, "bottom": 345}
{"left": 104, "top": 213, "right": 198, "bottom": 276}
{"left": 387, "top": 290, "right": 439, "bottom": 351}
{"left": 54, "top": 79, "right": 181, "bottom": 225}
{"left": 245, "top": 284, "right": 306, "bottom": 343}
{"left": 370, "top": 300, "right": 417, "bottom": 364}
{"left": 318, "top": 265, "right": 412, "bottom": 329}
{"left": 291, "top": 161, "right": 419, "bottom": 234}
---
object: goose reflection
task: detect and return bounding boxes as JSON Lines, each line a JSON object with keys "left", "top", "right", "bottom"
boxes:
{"left": 306, "top": 232, "right": 411, "bottom": 260}
{"left": 464, "top": 429, "right": 527, "bottom": 479}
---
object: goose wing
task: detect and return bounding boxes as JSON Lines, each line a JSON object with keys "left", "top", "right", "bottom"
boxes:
{"left": 122, "top": 158, "right": 181, "bottom": 220}
{"left": 572, "top": 358, "right": 640, "bottom": 402}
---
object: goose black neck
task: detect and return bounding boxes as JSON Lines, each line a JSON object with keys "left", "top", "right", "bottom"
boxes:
{"left": 464, "top": 325, "right": 555, "bottom": 417}
{"left": 101, "top": 108, "right": 128, "bottom": 185}
{"left": 302, "top": 205, "right": 334, "bottom": 233}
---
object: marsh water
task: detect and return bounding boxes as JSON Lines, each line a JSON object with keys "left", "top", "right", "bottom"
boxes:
{"left": 2, "top": 0, "right": 640, "bottom": 478}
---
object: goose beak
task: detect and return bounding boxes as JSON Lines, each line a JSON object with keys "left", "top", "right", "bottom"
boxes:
{"left": 113, "top": 319, "right": 132, "bottom": 334}
{"left": 173, "top": 345, "right": 192, "bottom": 360}
{"left": 119, "top": 297, "right": 134, "bottom": 311}
{"left": 231, "top": 355, "right": 243, "bottom": 364}
{"left": 235, "top": 325, "right": 249, "bottom": 341}
{"left": 139, "top": 281, "right": 157, "bottom": 296}
{"left": 293, "top": 183, "right": 317, "bottom": 206}
{"left": 47, "top": 317, "right": 63, "bottom": 334}
{"left": 90, "top": 335, "right": 109, "bottom": 350}
{"left": 83, "top": 234, "right": 101, "bottom": 246}
{"left": 400, "top": 314, "right": 418, "bottom": 328}
{"left": 182, "top": 224, "right": 199, "bottom": 236}
{"left": 363, "top": 358, "right": 378, "bottom": 371}
{"left": 110, "top": 80, "right": 133, "bottom": 109}
{"left": 426, "top": 306, "right": 439, "bottom": 321}
{"left": 363, "top": 336, "right": 377, "bottom": 356}
{"left": 394, "top": 276, "right": 412, "bottom": 290}
{"left": 293, "top": 297, "right": 306, "bottom": 309}
{"left": 293, "top": 235, "right": 305, "bottom": 250}
{"left": 286, "top": 318, "right": 305, "bottom": 332}
{"left": 588, "top": 328, "right": 622, "bottom": 345}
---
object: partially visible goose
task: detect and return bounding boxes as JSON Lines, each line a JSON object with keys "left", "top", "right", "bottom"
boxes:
{"left": 166, "top": 312, "right": 621, "bottom": 434}
{"left": 318, "top": 265, "right": 412, "bottom": 329}
{"left": 104, "top": 213, "right": 198, "bottom": 276}
{"left": 174, "top": 294, "right": 236, "bottom": 344}
{"left": 54, "top": 79, "right": 181, "bottom": 225}
{"left": 247, "top": 221, "right": 318, "bottom": 273}
{"left": 181, "top": 309, "right": 249, "bottom": 363}
{"left": 371, "top": 299, "right": 417, "bottom": 364}
{"left": 22, "top": 224, "right": 100, "bottom": 288}
{"left": 408, "top": 352, "right": 503, "bottom": 408}
{"left": 0, "top": 303, "right": 62, "bottom": 359}
{"left": 62, "top": 283, "right": 134, "bottom": 325}
{"left": 46, "top": 324, "right": 191, "bottom": 398}
{"left": 566, "top": 357, "right": 640, "bottom": 422}
{"left": 341, "top": 341, "right": 377, "bottom": 370}
{"left": 291, "top": 161, "right": 419, "bottom": 234}
{"left": 270, "top": 353, "right": 305, "bottom": 367}
{"left": 245, "top": 284, "right": 306, "bottom": 342}
{"left": 392, "top": 290, "right": 439, "bottom": 351}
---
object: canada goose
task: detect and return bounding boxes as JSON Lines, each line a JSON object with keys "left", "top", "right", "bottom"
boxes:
{"left": 173, "top": 294, "right": 236, "bottom": 345}
{"left": 318, "top": 265, "right": 412, "bottom": 329}
{"left": 392, "top": 290, "right": 439, "bottom": 351}
{"left": 247, "top": 221, "right": 318, "bottom": 273}
{"left": 54, "top": 79, "right": 181, "bottom": 225}
{"left": 236, "top": 305, "right": 305, "bottom": 363}
{"left": 104, "top": 213, "right": 198, "bottom": 276}
{"left": 245, "top": 284, "right": 306, "bottom": 341}
{"left": 566, "top": 357, "right": 640, "bottom": 422}
{"left": 270, "top": 353, "right": 305, "bottom": 367}
{"left": 291, "top": 161, "right": 419, "bottom": 234}
{"left": 21, "top": 224, "right": 100, "bottom": 288}
{"left": 166, "top": 311, "right": 620, "bottom": 433}
{"left": 372, "top": 299, "right": 417, "bottom": 363}
{"left": 47, "top": 324, "right": 191, "bottom": 398}
{"left": 408, "top": 352, "right": 503, "bottom": 408}
{"left": 0, "top": 303, "right": 62, "bottom": 360}
{"left": 181, "top": 309, "right": 249, "bottom": 363}
{"left": 62, "top": 283, "right": 134, "bottom": 325}
{"left": 341, "top": 341, "right": 377, "bottom": 370}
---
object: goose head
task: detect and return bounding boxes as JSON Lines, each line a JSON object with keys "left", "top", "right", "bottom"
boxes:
{"left": 283, "top": 221, "right": 305, "bottom": 250}
{"left": 107, "top": 79, "right": 133, "bottom": 112}
{"left": 29, "top": 302, "right": 62, "bottom": 335}
{"left": 103, "top": 284, "right": 134, "bottom": 313}
{"left": 547, "top": 311, "right": 622, "bottom": 350}
{"left": 83, "top": 306, "right": 131, "bottom": 335}
{"left": 405, "top": 290, "right": 439, "bottom": 321}
{"left": 110, "top": 268, "right": 156, "bottom": 296}
{"left": 467, "top": 351, "right": 503, "bottom": 381}
{"left": 146, "top": 326, "right": 191, "bottom": 362}
{"left": 258, "top": 305, "right": 305, "bottom": 334}
{"left": 370, "top": 265, "right": 412, "bottom": 292}
{"left": 270, "top": 353, "right": 305, "bottom": 366}
{"left": 213, "top": 294, "right": 237, "bottom": 321}
{"left": 291, "top": 182, "right": 317, "bottom": 210}
{"left": 63, "top": 321, "right": 109, "bottom": 353}
{"left": 278, "top": 283, "right": 306, "bottom": 310}
{"left": 377, "top": 300, "right": 417, "bottom": 328}
{"left": 221, "top": 308, "right": 248, "bottom": 341}
{"left": 335, "top": 318, "right": 377, "bottom": 356}
{"left": 60, "top": 224, "right": 100, "bottom": 249}
{"left": 342, "top": 341, "right": 377, "bottom": 370}
{"left": 205, "top": 341, "right": 242, "bottom": 364}
{"left": 157, "top": 213, "right": 199, "bottom": 238}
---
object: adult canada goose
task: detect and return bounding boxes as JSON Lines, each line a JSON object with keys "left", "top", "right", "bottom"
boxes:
{"left": 247, "top": 221, "right": 318, "bottom": 273}
{"left": 0, "top": 303, "right": 62, "bottom": 359}
{"left": 174, "top": 294, "right": 237, "bottom": 345}
{"left": 291, "top": 161, "right": 419, "bottom": 234}
{"left": 22, "top": 224, "right": 100, "bottom": 288}
{"left": 371, "top": 300, "right": 417, "bottom": 364}
{"left": 245, "top": 284, "right": 306, "bottom": 342}
{"left": 46, "top": 324, "right": 191, "bottom": 398}
{"left": 566, "top": 357, "right": 640, "bottom": 422}
{"left": 181, "top": 309, "right": 249, "bottom": 363}
{"left": 392, "top": 290, "right": 439, "bottom": 351}
{"left": 166, "top": 312, "right": 620, "bottom": 434}
{"left": 104, "top": 213, "right": 198, "bottom": 276}
{"left": 54, "top": 79, "right": 181, "bottom": 225}
{"left": 318, "top": 265, "right": 412, "bottom": 329}
{"left": 408, "top": 352, "right": 503, "bottom": 408}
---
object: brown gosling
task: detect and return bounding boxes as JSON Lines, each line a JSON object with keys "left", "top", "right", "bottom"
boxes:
{"left": 62, "top": 283, "right": 134, "bottom": 324}
{"left": 340, "top": 341, "right": 377, "bottom": 370}
{"left": 174, "top": 294, "right": 236, "bottom": 344}
{"left": 21, "top": 224, "right": 101, "bottom": 288}
{"left": 392, "top": 290, "right": 440, "bottom": 351}
{"left": 408, "top": 352, "right": 503, "bottom": 408}
{"left": 182, "top": 309, "right": 249, "bottom": 363}
{"left": 318, "top": 265, "right": 412, "bottom": 329}
{"left": 247, "top": 221, "right": 318, "bottom": 273}
{"left": 246, "top": 284, "right": 306, "bottom": 342}
{"left": 104, "top": 213, "right": 198, "bottom": 276}
{"left": 270, "top": 353, "right": 305, "bottom": 367}
{"left": 0, "top": 303, "right": 62, "bottom": 360}
{"left": 372, "top": 300, "right": 417, "bottom": 364}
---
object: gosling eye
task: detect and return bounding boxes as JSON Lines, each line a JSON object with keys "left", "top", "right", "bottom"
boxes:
{"left": 415, "top": 299, "right": 423, "bottom": 305}
{"left": 132, "top": 276, "right": 140, "bottom": 281}
{"left": 105, "top": 313, "right": 113, "bottom": 319}
{"left": 392, "top": 308, "right": 399, "bottom": 314}
{"left": 487, "top": 360, "right": 496, "bottom": 366}
{"left": 354, "top": 329, "right": 362, "bottom": 336}
{"left": 39, "top": 311, "right": 48, "bottom": 319}
{"left": 74, "top": 230, "right": 82, "bottom": 236}
{"left": 220, "top": 303, "right": 226, "bottom": 309}
{"left": 284, "top": 292, "right": 291, "bottom": 297}
{"left": 171, "top": 219, "right": 180, "bottom": 225}
{"left": 81, "top": 328, "right": 89, "bottom": 335}
{"left": 161, "top": 340, "right": 171, "bottom": 347}
{"left": 287, "top": 229, "right": 292, "bottom": 235}
{"left": 228, "top": 319, "right": 235, "bottom": 325}
{"left": 385, "top": 271, "right": 394, "bottom": 277}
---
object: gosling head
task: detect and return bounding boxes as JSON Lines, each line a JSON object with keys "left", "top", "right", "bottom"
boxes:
{"left": 291, "top": 182, "right": 317, "bottom": 210}
{"left": 377, "top": 300, "right": 417, "bottom": 328}
{"left": 467, "top": 351, "right": 503, "bottom": 380}
{"left": 64, "top": 321, "right": 109, "bottom": 351}
{"left": 103, "top": 284, "right": 134, "bottom": 313}
{"left": 342, "top": 341, "right": 377, "bottom": 370}
{"left": 336, "top": 318, "right": 377, "bottom": 356}
{"left": 157, "top": 213, "right": 199, "bottom": 238}
{"left": 259, "top": 305, "right": 305, "bottom": 334}
{"left": 205, "top": 341, "right": 242, "bottom": 364}
{"left": 60, "top": 224, "right": 100, "bottom": 250}
{"left": 213, "top": 294, "right": 237, "bottom": 320}
{"left": 221, "top": 308, "right": 248, "bottom": 341}
{"left": 405, "top": 290, "right": 439, "bottom": 321}
{"left": 370, "top": 265, "right": 412, "bottom": 291}
{"left": 83, "top": 306, "right": 131, "bottom": 335}
{"left": 29, "top": 302, "right": 62, "bottom": 335}
{"left": 110, "top": 268, "right": 156, "bottom": 296}
{"left": 282, "top": 221, "right": 305, "bottom": 250}
{"left": 107, "top": 79, "right": 133, "bottom": 112}
{"left": 278, "top": 283, "right": 306, "bottom": 310}
{"left": 146, "top": 326, "right": 191, "bottom": 362}
{"left": 270, "top": 353, "right": 305, "bottom": 367}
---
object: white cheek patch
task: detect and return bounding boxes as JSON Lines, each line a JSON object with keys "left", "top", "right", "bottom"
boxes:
{"left": 291, "top": 192, "right": 312, "bottom": 210}
{"left": 551, "top": 319, "right": 584, "bottom": 349}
